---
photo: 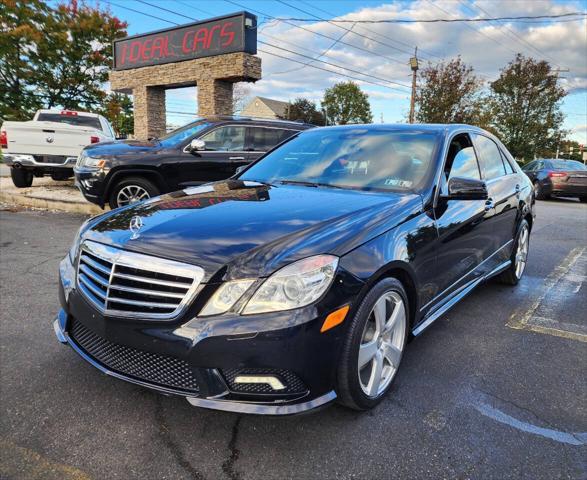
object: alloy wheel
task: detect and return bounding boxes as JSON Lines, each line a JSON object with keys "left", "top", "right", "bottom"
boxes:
{"left": 116, "top": 185, "right": 151, "bottom": 207}
{"left": 358, "top": 291, "right": 406, "bottom": 397}
{"left": 515, "top": 225, "right": 529, "bottom": 279}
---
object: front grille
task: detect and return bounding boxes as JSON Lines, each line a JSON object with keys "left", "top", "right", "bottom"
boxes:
{"left": 223, "top": 368, "right": 307, "bottom": 395}
{"left": 77, "top": 241, "right": 204, "bottom": 319}
{"left": 69, "top": 319, "right": 199, "bottom": 393}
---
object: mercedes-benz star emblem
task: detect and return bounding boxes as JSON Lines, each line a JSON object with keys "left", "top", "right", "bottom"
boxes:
{"left": 129, "top": 215, "right": 143, "bottom": 240}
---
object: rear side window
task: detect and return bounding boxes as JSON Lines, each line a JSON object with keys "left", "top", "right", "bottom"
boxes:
{"left": 500, "top": 151, "right": 514, "bottom": 174}
{"left": 37, "top": 113, "right": 101, "bottom": 130}
{"left": 474, "top": 134, "right": 506, "bottom": 180}
{"left": 247, "top": 127, "right": 296, "bottom": 152}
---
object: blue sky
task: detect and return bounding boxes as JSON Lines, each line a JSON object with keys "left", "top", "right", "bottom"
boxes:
{"left": 88, "top": 1, "right": 587, "bottom": 143}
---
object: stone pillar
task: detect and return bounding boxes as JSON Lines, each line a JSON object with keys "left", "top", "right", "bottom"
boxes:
{"left": 197, "top": 79, "right": 233, "bottom": 117}
{"left": 133, "top": 86, "right": 166, "bottom": 139}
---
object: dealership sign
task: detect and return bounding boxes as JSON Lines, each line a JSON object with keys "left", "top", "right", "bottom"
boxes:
{"left": 113, "top": 12, "right": 257, "bottom": 70}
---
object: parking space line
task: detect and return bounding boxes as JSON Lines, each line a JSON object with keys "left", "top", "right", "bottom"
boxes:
{"left": 508, "top": 247, "right": 587, "bottom": 343}
{"left": 473, "top": 402, "right": 587, "bottom": 446}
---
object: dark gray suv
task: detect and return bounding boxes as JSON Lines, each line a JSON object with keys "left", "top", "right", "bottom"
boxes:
{"left": 74, "top": 116, "right": 313, "bottom": 209}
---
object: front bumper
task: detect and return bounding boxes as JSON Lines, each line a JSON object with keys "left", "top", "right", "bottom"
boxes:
{"left": 3, "top": 153, "right": 77, "bottom": 169}
{"left": 55, "top": 255, "right": 360, "bottom": 414}
{"left": 74, "top": 167, "right": 107, "bottom": 207}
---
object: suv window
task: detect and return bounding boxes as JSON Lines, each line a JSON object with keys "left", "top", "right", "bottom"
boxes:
{"left": 445, "top": 134, "right": 480, "bottom": 181}
{"left": 474, "top": 134, "right": 506, "bottom": 180}
{"left": 247, "top": 127, "right": 296, "bottom": 152}
{"left": 200, "top": 125, "right": 246, "bottom": 151}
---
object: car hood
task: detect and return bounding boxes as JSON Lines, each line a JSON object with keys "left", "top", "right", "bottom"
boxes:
{"left": 83, "top": 181, "right": 422, "bottom": 282}
{"left": 83, "top": 139, "right": 158, "bottom": 157}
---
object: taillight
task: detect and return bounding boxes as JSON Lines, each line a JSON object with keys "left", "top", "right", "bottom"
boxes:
{"left": 548, "top": 171, "right": 567, "bottom": 178}
{"left": 90, "top": 135, "right": 99, "bottom": 144}
{"left": 0, "top": 129, "right": 7, "bottom": 149}
{"left": 61, "top": 110, "right": 78, "bottom": 116}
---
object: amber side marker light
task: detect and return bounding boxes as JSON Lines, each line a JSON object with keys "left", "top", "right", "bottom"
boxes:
{"left": 321, "top": 305, "right": 350, "bottom": 333}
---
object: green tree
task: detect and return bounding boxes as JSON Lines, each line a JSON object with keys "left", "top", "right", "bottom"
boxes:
{"left": 286, "top": 97, "right": 325, "bottom": 125}
{"left": 488, "top": 54, "right": 566, "bottom": 160}
{"left": 322, "top": 81, "right": 373, "bottom": 125}
{"left": 30, "top": 3, "right": 127, "bottom": 111}
{"left": 0, "top": 0, "right": 49, "bottom": 120}
{"left": 415, "top": 56, "right": 485, "bottom": 124}
{"left": 100, "top": 92, "right": 134, "bottom": 137}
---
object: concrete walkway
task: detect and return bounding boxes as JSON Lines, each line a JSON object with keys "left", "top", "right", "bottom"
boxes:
{"left": 0, "top": 176, "right": 103, "bottom": 214}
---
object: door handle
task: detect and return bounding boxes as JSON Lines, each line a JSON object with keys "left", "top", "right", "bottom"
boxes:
{"left": 229, "top": 156, "right": 245, "bottom": 160}
{"left": 484, "top": 199, "right": 495, "bottom": 211}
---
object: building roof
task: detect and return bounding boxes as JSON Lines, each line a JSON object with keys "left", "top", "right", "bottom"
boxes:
{"left": 244, "top": 96, "right": 289, "bottom": 118}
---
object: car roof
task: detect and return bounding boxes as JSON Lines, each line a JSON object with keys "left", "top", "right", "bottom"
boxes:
{"left": 201, "top": 115, "right": 314, "bottom": 129}
{"left": 311, "top": 123, "right": 487, "bottom": 134}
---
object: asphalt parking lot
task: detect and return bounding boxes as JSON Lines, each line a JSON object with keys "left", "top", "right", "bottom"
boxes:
{"left": 1, "top": 199, "right": 586, "bottom": 480}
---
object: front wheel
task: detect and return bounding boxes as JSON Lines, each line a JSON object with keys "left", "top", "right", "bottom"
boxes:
{"left": 10, "top": 167, "right": 33, "bottom": 188}
{"left": 108, "top": 176, "right": 160, "bottom": 209}
{"left": 337, "top": 278, "right": 408, "bottom": 410}
{"left": 498, "top": 220, "right": 530, "bottom": 285}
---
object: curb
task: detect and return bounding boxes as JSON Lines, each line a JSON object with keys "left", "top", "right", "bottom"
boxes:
{"left": 0, "top": 190, "right": 103, "bottom": 215}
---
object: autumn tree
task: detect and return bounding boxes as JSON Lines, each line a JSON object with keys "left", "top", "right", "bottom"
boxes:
{"left": 488, "top": 54, "right": 566, "bottom": 160}
{"left": 286, "top": 97, "right": 325, "bottom": 125}
{"left": 100, "top": 92, "right": 133, "bottom": 137}
{"left": 0, "top": 0, "right": 49, "bottom": 119}
{"left": 30, "top": 2, "right": 127, "bottom": 112}
{"left": 415, "top": 56, "right": 485, "bottom": 124}
{"left": 322, "top": 81, "right": 373, "bottom": 125}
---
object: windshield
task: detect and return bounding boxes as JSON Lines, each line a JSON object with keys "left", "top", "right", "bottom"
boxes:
{"left": 549, "top": 160, "right": 586, "bottom": 170}
{"left": 240, "top": 127, "right": 440, "bottom": 192}
{"left": 37, "top": 113, "right": 101, "bottom": 130}
{"left": 158, "top": 120, "right": 211, "bottom": 147}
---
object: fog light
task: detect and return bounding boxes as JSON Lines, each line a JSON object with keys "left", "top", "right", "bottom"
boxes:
{"left": 234, "top": 375, "right": 286, "bottom": 391}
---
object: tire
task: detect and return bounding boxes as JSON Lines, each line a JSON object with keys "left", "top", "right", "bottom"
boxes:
{"left": 108, "top": 176, "right": 160, "bottom": 209}
{"left": 497, "top": 219, "right": 530, "bottom": 286}
{"left": 50, "top": 171, "right": 71, "bottom": 181}
{"left": 579, "top": 197, "right": 587, "bottom": 203}
{"left": 533, "top": 181, "right": 549, "bottom": 200}
{"left": 10, "top": 168, "right": 33, "bottom": 188}
{"left": 337, "top": 278, "right": 409, "bottom": 411}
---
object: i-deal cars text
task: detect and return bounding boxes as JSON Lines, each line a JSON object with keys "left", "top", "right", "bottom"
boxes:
{"left": 55, "top": 124, "right": 535, "bottom": 414}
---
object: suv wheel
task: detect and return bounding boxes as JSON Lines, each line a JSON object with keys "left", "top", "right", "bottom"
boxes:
{"left": 109, "top": 177, "right": 159, "bottom": 209}
{"left": 337, "top": 278, "right": 408, "bottom": 410}
{"left": 10, "top": 168, "right": 33, "bottom": 188}
{"left": 498, "top": 219, "right": 530, "bottom": 285}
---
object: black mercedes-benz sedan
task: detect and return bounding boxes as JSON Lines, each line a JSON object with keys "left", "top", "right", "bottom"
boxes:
{"left": 54, "top": 124, "right": 535, "bottom": 414}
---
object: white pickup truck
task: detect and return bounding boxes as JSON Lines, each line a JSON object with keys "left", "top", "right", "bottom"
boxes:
{"left": 1, "top": 109, "right": 115, "bottom": 188}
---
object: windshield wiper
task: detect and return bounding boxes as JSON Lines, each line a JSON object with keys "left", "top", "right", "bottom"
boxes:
{"left": 279, "top": 180, "right": 344, "bottom": 189}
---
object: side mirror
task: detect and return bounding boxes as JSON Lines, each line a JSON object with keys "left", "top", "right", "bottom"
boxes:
{"left": 444, "top": 177, "right": 488, "bottom": 200}
{"left": 188, "top": 138, "right": 206, "bottom": 152}
{"left": 235, "top": 165, "right": 246, "bottom": 175}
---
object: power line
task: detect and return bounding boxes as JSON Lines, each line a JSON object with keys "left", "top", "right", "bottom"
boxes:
{"left": 258, "top": 48, "right": 409, "bottom": 93}
{"left": 259, "top": 40, "right": 411, "bottom": 89}
{"left": 276, "top": 0, "right": 416, "bottom": 59}
{"left": 224, "top": 0, "right": 409, "bottom": 65}
{"left": 297, "top": 0, "right": 444, "bottom": 61}
{"left": 268, "top": 12, "right": 586, "bottom": 23}
{"left": 107, "top": 0, "right": 179, "bottom": 25}
{"left": 135, "top": 0, "right": 194, "bottom": 22}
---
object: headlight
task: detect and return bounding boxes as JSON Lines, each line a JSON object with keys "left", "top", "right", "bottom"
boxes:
{"left": 200, "top": 279, "right": 255, "bottom": 316}
{"left": 82, "top": 156, "right": 107, "bottom": 169}
{"left": 243, "top": 255, "right": 338, "bottom": 314}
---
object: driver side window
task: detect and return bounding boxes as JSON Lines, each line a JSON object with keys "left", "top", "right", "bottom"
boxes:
{"left": 445, "top": 134, "right": 481, "bottom": 181}
{"left": 200, "top": 126, "right": 246, "bottom": 151}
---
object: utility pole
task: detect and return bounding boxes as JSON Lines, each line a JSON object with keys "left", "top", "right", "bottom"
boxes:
{"left": 408, "top": 47, "right": 419, "bottom": 124}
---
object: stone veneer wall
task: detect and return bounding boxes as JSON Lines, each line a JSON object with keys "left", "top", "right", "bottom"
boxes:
{"left": 110, "top": 52, "right": 261, "bottom": 139}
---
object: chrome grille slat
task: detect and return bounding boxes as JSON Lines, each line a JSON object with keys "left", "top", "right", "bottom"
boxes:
{"left": 108, "top": 284, "right": 185, "bottom": 299}
{"left": 79, "top": 254, "right": 112, "bottom": 276}
{"left": 76, "top": 241, "right": 204, "bottom": 320}
{"left": 108, "top": 296, "right": 179, "bottom": 309}
{"left": 112, "top": 272, "right": 191, "bottom": 289}
{"left": 79, "top": 264, "right": 109, "bottom": 288}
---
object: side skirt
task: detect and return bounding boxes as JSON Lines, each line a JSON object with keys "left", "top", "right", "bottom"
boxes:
{"left": 412, "top": 260, "right": 511, "bottom": 336}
